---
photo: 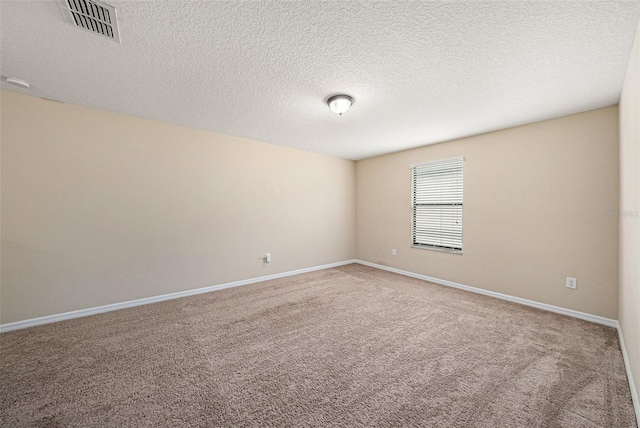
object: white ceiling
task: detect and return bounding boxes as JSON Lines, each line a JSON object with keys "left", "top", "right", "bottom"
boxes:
{"left": 1, "top": 1, "right": 639, "bottom": 160}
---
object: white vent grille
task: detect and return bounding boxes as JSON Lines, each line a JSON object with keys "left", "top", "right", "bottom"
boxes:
{"left": 62, "top": 0, "right": 120, "bottom": 42}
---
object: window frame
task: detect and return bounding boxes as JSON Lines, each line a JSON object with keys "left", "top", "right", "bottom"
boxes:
{"left": 410, "top": 156, "right": 464, "bottom": 255}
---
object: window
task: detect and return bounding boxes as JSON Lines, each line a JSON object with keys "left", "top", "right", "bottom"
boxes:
{"left": 411, "top": 156, "right": 463, "bottom": 254}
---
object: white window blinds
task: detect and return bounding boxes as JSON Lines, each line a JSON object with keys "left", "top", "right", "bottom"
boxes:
{"left": 411, "top": 156, "right": 463, "bottom": 253}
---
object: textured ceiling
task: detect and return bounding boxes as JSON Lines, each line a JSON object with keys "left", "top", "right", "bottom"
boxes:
{"left": 1, "top": 1, "right": 639, "bottom": 160}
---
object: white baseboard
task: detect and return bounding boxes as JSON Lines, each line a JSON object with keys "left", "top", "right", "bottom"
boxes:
{"left": 0, "top": 259, "right": 357, "bottom": 333}
{"left": 617, "top": 323, "right": 640, "bottom": 427}
{"left": 355, "top": 259, "right": 618, "bottom": 328}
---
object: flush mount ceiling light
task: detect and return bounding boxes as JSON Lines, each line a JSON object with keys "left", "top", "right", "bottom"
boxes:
{"left": 327, "top": 94, "right": 354, "bottom": 116}
{"left": 5, "top": 77, "right": 30, "bottom": 89}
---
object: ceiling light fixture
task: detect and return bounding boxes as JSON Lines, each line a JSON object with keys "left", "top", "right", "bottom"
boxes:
{"left": 327, "top": 94, "right": 354, "bottom": 116}
{"left": 5, "top": 77, "right": 30, "bottom": 89}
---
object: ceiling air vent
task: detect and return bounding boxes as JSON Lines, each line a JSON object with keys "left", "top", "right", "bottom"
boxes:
{"left": 62, "top": 0, "right": 120, "bottom": 42}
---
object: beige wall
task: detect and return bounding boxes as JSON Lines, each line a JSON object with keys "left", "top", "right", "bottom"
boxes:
{"left": 619, "top": 20, "right": 640, "bottom": 408}
{"left": 0, "top": 89, "right": 626, "bottom": 327}
{"left": 0, "top": 91, "right": 356, "bottom": 324}
{"left": 357, "top": 106, "right": 619, "bottom": 319}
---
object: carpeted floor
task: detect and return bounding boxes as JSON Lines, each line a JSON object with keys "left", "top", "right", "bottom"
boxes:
{"left": 0, "top": 264, "right": 636, "bottom": 427}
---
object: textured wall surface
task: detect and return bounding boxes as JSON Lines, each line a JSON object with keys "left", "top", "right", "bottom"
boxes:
{"left": 356, "top": 107, "right": 619, "bottom": 319}
{"left": 1, "top": 1, "right": 639, "bottom": 160}
{"left": 619, "top": 18, "right": 640, "bottom": 411}
{"left": 0, "top": 91, "right": 356, "bottom": 324}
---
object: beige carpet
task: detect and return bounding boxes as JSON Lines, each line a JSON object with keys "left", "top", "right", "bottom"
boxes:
{"left": 0, "top": 264, "right": 636, "bottom": 427}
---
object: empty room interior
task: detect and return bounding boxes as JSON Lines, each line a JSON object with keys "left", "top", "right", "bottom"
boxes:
{"left": 1, "top": 1, "right": 640, "bottom": 427}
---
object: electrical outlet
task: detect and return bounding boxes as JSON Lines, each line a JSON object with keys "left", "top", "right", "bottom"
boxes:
{"left": 391, "top": 249, "right": 397, "bottom": 256}
{"left": 264, "top": 253, "right": 271, "bottom": 264}
{"left": 566, "top": 277, "right": 577, "bottom": 289}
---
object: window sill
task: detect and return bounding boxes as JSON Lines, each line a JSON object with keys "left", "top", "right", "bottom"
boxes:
{"left": 411, "top": 245, "right": 463, "bottom": 255}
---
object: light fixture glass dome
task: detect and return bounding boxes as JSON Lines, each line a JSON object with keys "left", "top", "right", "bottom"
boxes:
{"left": 327, "top": 95, "right": 354, "bottom": 116}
